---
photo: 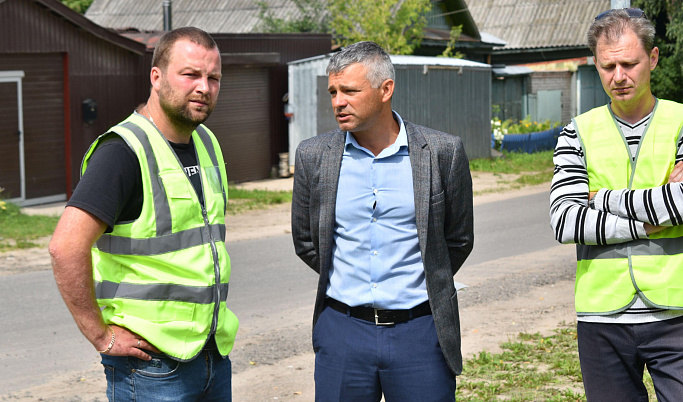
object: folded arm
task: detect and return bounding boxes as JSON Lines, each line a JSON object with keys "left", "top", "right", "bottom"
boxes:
{"left": 591, "top": 161, "right": 683, "bottom": 231}
{"left": 549, "top": 123, "right": 648, "bottom": 245}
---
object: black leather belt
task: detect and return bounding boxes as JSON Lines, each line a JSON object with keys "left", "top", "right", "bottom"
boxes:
{"left": 326, "top": 298, "right": 431, "bottom": 326}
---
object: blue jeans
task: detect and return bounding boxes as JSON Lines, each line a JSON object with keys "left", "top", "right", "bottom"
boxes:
{"left": 313, "top": 306, "right": 456, "bottom": 401}
{"left": 100, "top": 348, "right": 232, "bottom": 401}
{"left": 578, "top": 316, "right": 683, "bottom": 402}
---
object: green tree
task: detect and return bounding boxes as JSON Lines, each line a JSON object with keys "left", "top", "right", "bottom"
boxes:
{"left": 438, "top": 25, "right": 463, "bottom": 58}
{"left": 633, "top": 0, "right": 683, "bottom": 102}
{"left": 256, "top": 0, "right": 329, "bottom": 33}
{"left": 328, "top": 0, "right": 432, "bottom": 55}
{"left": 257, "top": 0, "right": 433, "bottom": 55}
{"left": 61, "top": 0, "right": 93, "bottom": 14}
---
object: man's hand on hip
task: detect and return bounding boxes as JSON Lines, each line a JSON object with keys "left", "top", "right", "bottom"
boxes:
{"left": 102, "top": 325, "right": 162, "bottom": 361}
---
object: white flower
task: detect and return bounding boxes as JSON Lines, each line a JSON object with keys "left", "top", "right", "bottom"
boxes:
{"left": 493, "top": 128, "right": 505, "bottom": 141}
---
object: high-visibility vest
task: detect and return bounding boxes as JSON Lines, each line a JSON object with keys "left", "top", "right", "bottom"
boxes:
{"left": 81, "top": 113, "right": 238, "bottom": 361}
{"left": 573, "top": 99, "right": 683, "bottom": 314}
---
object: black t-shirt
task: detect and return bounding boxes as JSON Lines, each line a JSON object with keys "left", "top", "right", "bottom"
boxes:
{"left": 68, "top": 133, "right": 203, "bottom": 233}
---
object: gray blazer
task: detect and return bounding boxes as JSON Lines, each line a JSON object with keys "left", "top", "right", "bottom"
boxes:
{"left": 291, "top": 120, "right": 474, "bottom": 375}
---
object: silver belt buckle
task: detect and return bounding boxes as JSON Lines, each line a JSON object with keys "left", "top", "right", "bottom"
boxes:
{"left": 374, "top": 309, "right": 394, "bottom": 326}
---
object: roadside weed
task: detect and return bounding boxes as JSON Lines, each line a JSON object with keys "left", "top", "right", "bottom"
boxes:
{"left": 457, "top": 325, "right": 657, "bottom": 401}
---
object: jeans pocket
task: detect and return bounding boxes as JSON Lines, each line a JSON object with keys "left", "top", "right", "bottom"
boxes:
{"left": 131, "top": 353, "right": 180, "bottom": 378}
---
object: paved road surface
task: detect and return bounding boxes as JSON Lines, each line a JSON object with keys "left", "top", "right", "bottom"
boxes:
{"left": 0, "top": 188, "right": 564, "bottom": 396}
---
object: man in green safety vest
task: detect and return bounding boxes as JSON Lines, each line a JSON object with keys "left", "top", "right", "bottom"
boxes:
{"left": 550, "top": 8, "right": 683, "bottom": 401}
{"left": 50, "top": 27, "right": 238, "bottom": 400}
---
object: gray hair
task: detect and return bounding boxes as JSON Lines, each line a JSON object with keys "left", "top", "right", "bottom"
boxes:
{"left": 587, "top": 9, "right": 656, "bottom": 56}
{"left": 326, "top": 41, "right": 395, "bottom": 88}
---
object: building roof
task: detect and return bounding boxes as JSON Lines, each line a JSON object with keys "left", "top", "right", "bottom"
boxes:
{"left": 85, "top": 0, "right": 303, "bottom": 33}
{"left": 464, "top": 0, "right": 610, "bottom": 51}
{"left": 288, "top": 52, "right": 490, "bottom": 68}
{"left": 85, "top": 0, "right": 496, "bottom": 50}
{"left": 25, "top": 0, "right": 147, "bottom": 54}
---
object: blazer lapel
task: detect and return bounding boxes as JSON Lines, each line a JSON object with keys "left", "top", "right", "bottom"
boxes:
{"left": 407, "top": 122, "right": 431, "bottom": 256}
{"left": 318, "top": 130, "right": 345, "bottom": 273}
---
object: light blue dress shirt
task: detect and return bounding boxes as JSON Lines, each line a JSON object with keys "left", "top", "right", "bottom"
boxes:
{"left": 326, "top": 112, "right": 427, "bottom": 309}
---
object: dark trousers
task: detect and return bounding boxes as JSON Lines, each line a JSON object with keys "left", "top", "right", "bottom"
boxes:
{"left": 577, "top": 316, "right": 683, "bottom": 402}
{"left": 313, "top": 306, "right": 455, "bottom": 402}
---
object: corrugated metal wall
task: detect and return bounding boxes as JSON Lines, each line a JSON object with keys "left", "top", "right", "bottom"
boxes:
{"left": 288, "top": 55, "right": 330, "bottom": 164}
{"left": 289, "top": 56, "right": 492, "bottom": 162}
{"left": 393, "top": 65, "right": 492, "bottom": 159}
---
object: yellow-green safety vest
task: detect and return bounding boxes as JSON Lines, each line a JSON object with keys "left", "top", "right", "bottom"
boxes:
{"left": 573, "top": 99, "right": 683, "bottom": 314}
{"left": 81, "top": 113, "right": 238, "bottom": 361}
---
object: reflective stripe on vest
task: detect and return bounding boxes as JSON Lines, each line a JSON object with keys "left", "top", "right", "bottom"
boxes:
{"left": 96, "top": 223, "right": 225, "bottom": 255}
{"left": 577, "top": 237, "right": 683, "bottom": 260}
{"left": 573, "top": 100, "right": 683, "bottom": 314}
{"left": 96, "top": 281, "right": 230, "bottom": 304}
{"left": 82, "top": 113, "right": 238, "bottom": 361}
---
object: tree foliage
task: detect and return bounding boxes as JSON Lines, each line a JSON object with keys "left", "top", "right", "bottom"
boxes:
{"left": 328, "top": 0, "right": 432, "bottom": 55}
{"left": 633, "top": 0, "right": 683, "bottom": 102}
{"left": 258, "top": 0, "right": 433, "bottom": 55}
{"left": 256, "top": 0, "right": 328, "bottom": 33}
{"left": 60, "top": 0, "right": 93, "bottom": 14}
{"left": 439, "top": 25, "right": 464, "bottom": 58}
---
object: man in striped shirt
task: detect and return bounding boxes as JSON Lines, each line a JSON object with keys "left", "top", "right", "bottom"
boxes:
{"left": 550, "top": 8, "right": 683, "bottom": 401}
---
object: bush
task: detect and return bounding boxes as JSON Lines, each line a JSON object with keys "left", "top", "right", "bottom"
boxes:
{"left": 503, "top": 115, "right": 560, "bottom": 134}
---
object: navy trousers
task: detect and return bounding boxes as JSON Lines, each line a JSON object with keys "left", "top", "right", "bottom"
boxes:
{"left": 313, "top": 306, "right": 455, "bottom": 401}
{"left": 577, "top": 316, "right": 683, "bottom": 402}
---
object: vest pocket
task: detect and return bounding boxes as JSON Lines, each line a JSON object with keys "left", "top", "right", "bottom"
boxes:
{"left": 159, "top": 170, "right": 194, "bottom": 200}
{"left": 204, "top": 166, "right": 223, "bottom": 194}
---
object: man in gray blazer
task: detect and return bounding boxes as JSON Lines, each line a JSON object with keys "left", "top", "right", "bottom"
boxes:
{"left": 291, "top": 41, "right": 474, "bottom": 401}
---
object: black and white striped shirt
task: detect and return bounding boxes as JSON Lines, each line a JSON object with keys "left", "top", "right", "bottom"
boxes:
{"left": 550, "top": 105, "right": 683, "bottom": 324}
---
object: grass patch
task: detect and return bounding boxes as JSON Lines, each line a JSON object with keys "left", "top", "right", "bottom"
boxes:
{"left": 469, "top": 150, "right": 554, "bottom": 175}
{"left": 457, "top": 324, "right": 656, "bottom": 401}
{"left": 226, "top": 186, "right": 292, "bottom": 215}
{"left": 0, "top": 186, "right": 292, "bottom": 252}
{"left": 0, "top": 201, "right": 60, "bottom": 251}
{"left": 469, "top": 150, "right": 554, "bottom": 194}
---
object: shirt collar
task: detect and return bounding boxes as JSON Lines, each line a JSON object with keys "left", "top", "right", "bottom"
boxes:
{"left": 344, "top": 111, "right": 408, "bottom": 154}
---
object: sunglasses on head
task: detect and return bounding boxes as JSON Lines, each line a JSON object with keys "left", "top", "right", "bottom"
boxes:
{"left": 595, "top": 8, "right": 647, "bottom": 21}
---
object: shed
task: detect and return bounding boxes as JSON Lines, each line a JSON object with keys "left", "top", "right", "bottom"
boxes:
{"left": 125, "top": 32, "right": 333, "bottom": 182}
{"left": 0, "top": 0, "right": 148, "bottom": 206}
{"left": 288, "top": 55, "right": 492, "bottom": 164}
{"left": 1, "top": 0, "right": 332, "bottom": 207}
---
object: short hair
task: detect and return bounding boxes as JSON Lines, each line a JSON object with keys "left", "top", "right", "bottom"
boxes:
{"left": 587, "top": 9, "right": 656, "bottom": 56}
{"left": 152, "top": 27, "right": 219, "bottom": 71}
{"left": 326, "top": 41, "right": 395, "bottom": 88}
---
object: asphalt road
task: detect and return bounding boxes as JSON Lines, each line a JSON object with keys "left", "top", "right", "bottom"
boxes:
{"left": 0, "top": 188, "right": 563, "bottom": 396}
